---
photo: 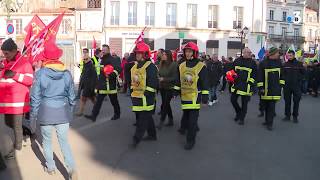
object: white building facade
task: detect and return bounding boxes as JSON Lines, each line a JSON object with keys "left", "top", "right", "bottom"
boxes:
{"left": 103, "top": 0, "right": 267, "bottom": 58}
{"left": 303, "top": 8, "right": 320, "bottom": 52}
{"left": 266, "top": 0, "right": 306, "bottom": 51}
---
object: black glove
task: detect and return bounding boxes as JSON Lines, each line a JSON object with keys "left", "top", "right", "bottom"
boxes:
{"left": 172, "top": 89, "right": 180, "bottom": 97}
{"left": 258, "top": 89, "right": 265, "bottom": 96}
{"left": 4, "top": 70, "right": 16, "bottom": 78}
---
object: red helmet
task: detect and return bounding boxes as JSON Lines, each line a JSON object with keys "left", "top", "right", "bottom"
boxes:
{"left": 183, "top": 42, "right": 199, "bottom": 58}
{"left": 103, "top": 65, "right": 114, "bottom": 76}
{"left": 226, "top": 70, "right": 238, "bottom": 84}
{"left": 134, "top": 42, "right": 151, "bottom": 59}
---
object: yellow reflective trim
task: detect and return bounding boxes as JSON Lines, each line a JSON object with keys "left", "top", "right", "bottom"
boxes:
{"left": 95, "top": 89, "right": 117, "bottom": 94}
{"left": 261, "top": 96, "right": 281, "bottom": 100}
{"left": 280, "top": 80, "right": 285, "bottom": 85}
{"left": 113, "top": 70, "right": 119, "bottom": 76}
{"left": 146, "top": 86, "right": 156, "bottom": 93}
{"left": 132, "top": 105, "right": 155, "bottom": 111}
{"left": 257, "top": 82, "right": 263, "bottom": 87}
{"left": 182, "top": 104, "right": 201, "bottom": 110}
{"left": 92, "top": 56, "right": 100, "bottom": 75}
{"left": 201, "top": 90, "right": 209, "bottom": 95}
{"left": 173, "top": 86, "right": 181, "bottom": 90}
{"left": 248, "top": 78, "right": 255, "bottom": 84}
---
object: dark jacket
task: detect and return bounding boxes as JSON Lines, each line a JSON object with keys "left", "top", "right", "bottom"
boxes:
{"left": 96, "top": 54, "right": 122, "bottom": 94}
{"left": 283, "top": 58, "right": 305, "bottom": 89}
{"left": 158, "top": 61, "right": 178, "bottom": 89}
{"left": 257, "top": 58, "right": 285, "bottom": 100}
{"left": 223, "top": 62, "right": 233, "bottom": 74}
{"left": 231, "top": 57, "right": 257, "bottom": 96}
{"left": 175, "top": 58, "right": 209, "bottom": 108}
{"left": 80, "top": 60, "right": 98, "bottom": 96}
{"left": 129, "top": 60, "right": 159, "bottom": 112}
{"left": 206, "top": 60, "right": 223, "bottom": 87}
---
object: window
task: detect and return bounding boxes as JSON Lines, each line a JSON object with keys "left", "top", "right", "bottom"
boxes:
{"left": 233, "top": 6, "right": 243, "bottom": 29}
{"left": 208, "top": 5, "right": 218, "bottom": 28}
{"left": 269, "top": 10, "right": 274, "bottom": 20}
{"left": 187, "top": 4, "right": 197, "bottom": 27}
{"left": 294, "top": 28, "right": 299, "bottom": 40}
{"left": 61, "top": 18, "right": 72, "bottom": 34}
{"left": 15, "top": 19, "right": 22, "bottom": 34}
{"left": 128, "top": 1, "right": 137, "bottom": 25}
{"left": 282, "top": 27, "right": 287, "bottom": 37}
{"left": 306, "top": 14, "right": 309, "bottom": 22}
{"left": 268, "top": 26, "right": 274, "bottom": 35}
{"left": 166, "top": 3, "right": 177, "bottom": 26}
{"left": 308, "top": 29, "right": 312, "bottom": 39}
{"left": 110, "top": 1, "right": 120, "bottom": 25}
{"left": 87, "top": 0, "right": 101, "bottom": 8}
{"left": 165, "top": 39, "right": 180, "bottom": 50}
{"left": 282, "top": 11, "right": 287, "bottom": 22}
{"left": 145, "top": 2, "right": 155, "bottom": 26}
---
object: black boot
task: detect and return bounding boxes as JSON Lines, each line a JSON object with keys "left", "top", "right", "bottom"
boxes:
{"left": 293, "top": 117, "right": 299, "bottom": 123}
{"left": 165, "top": 118, "right": 174, "bottom": 127}
{"left": 157, "top": 121, "right": 164, "bottom": 130}
{"left": 184, "top": 141, "right": 195, "bottom": 150}
{"left": 130, "top": 137, "right": 140, "bottom": 149}
{"left": 142, "top": 136, "right": 157, "bottom": 141}
{"left": 234, "top": 114, "right": 240, "bottom": 121}
{"left": 111, "top": 114, "right": 120, "bottom": 120}
{"left": 282, "top": 116, "right": 290, "bottom": 121}
{"left": 84, "top": 115, "right": 97, "bottom": 122}
{"left": 178, "top": 128, "right": 186, "bottom": 135}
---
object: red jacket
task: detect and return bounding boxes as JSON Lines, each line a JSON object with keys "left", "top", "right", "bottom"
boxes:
{"left": 0, "top": 52, "right": 34, "bottom": 114}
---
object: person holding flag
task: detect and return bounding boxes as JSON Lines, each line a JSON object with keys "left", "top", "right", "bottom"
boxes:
{"left": 29, "top": 43, "right": 78, "bottom": 178}
{"left": 0, "top": 38, "right": 34, "bottom": 160}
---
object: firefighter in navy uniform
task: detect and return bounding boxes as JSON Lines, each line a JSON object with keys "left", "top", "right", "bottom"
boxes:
{"left": 85, "top": 44, "right": 122, "bottom": 121}
{"left": 173, "top": 42, "right": 209, "bottom": 150}
{"left": 282, "top": 50, "right": 305, "bottom": 123}
{"left": 231, "top": 48, "right": 257, "bottom": 125}
{"left": 257, "top": 47, "right": 285, "bottom": 131}
{"left": 130, "top": 42, "right": 159, "bottom": 148}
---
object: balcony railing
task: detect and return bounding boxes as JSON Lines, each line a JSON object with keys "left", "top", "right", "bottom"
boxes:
{"left": 268, "top": 34, "right": 305, "bottom": 43}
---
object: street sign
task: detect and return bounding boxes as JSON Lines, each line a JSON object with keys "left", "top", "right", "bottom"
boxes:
{"left": 179, "top": 32, "right": 185, "bottom": 39}
{"left": 7, "top": 24, "right": 14, "bottom": 34}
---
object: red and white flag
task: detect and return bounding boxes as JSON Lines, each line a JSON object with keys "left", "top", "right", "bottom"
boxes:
{"left": 26, "top": 13, "right": 65, "bottom": 63}
{"left": 92, "top": 36, "right": 97, "bottom": 50}
{"left": 135, "top": 31, "right": 144, "bottom": 44}
{"left": 24, "top": 15, "right": 45, "bottom": 48}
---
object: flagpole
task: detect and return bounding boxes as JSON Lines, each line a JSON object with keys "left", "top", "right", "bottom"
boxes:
{"left": 129, "top": 26, "right": 147, "bottom": 53}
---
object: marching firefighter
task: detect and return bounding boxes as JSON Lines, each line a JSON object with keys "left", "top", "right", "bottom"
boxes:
{"left": 230, "top": 48, "right": 257, "bottom": 125}
{"left": 130, "top": 42, "right": 158, "bottom": 148}
{"left": 282, "top": 50, "right": 305, "bottom": 123}
{"left": 0, "top": 38, "right": 34, "bottom": 159}
{"left": 76, "top": 48, "right": 98, "bottom": 116}
{"left": 173, "top": 42, "right": 209, "bottom": 150}
{"left": 85, "top": 44, "right": 121, "bottom": 122}
{"left": 257, "top": 47, "right": 285, "bottom": 131}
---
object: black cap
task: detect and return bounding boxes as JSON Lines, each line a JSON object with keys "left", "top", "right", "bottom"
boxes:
{"left": 1, "top": 38, "right": 17, "bottom": 51}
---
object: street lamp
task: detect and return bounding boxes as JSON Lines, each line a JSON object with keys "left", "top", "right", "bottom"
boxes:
{"left": 236, "top": 25, "right": 249, "bottom": 56}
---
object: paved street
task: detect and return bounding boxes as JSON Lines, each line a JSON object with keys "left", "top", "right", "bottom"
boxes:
{"left": 0, "top": 92, "right": 320, "bottom": 180}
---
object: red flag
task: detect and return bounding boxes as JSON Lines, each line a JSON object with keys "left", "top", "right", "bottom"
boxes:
{"left": 24, "top": 15, "right": 45, "bottom": 46}
{"left": 26, "top": 13, "right": 65, "bottom": 63}
{"left": 92, "top": 36, "right": 97, "bottom": 50}
{"left": 135, "top": 32, "right": 144, "bottom": 44}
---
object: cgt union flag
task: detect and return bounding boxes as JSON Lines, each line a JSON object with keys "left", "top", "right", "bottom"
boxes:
{"left": 26, "top": 13, "right": 64, "bottom": 63}
{"left": 24, "top": 15, "right": 45, "bottom": 47}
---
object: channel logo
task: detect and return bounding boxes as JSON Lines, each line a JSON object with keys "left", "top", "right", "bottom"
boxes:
{"left": 287, "top": 11, "right": 302, "bottom": 24}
